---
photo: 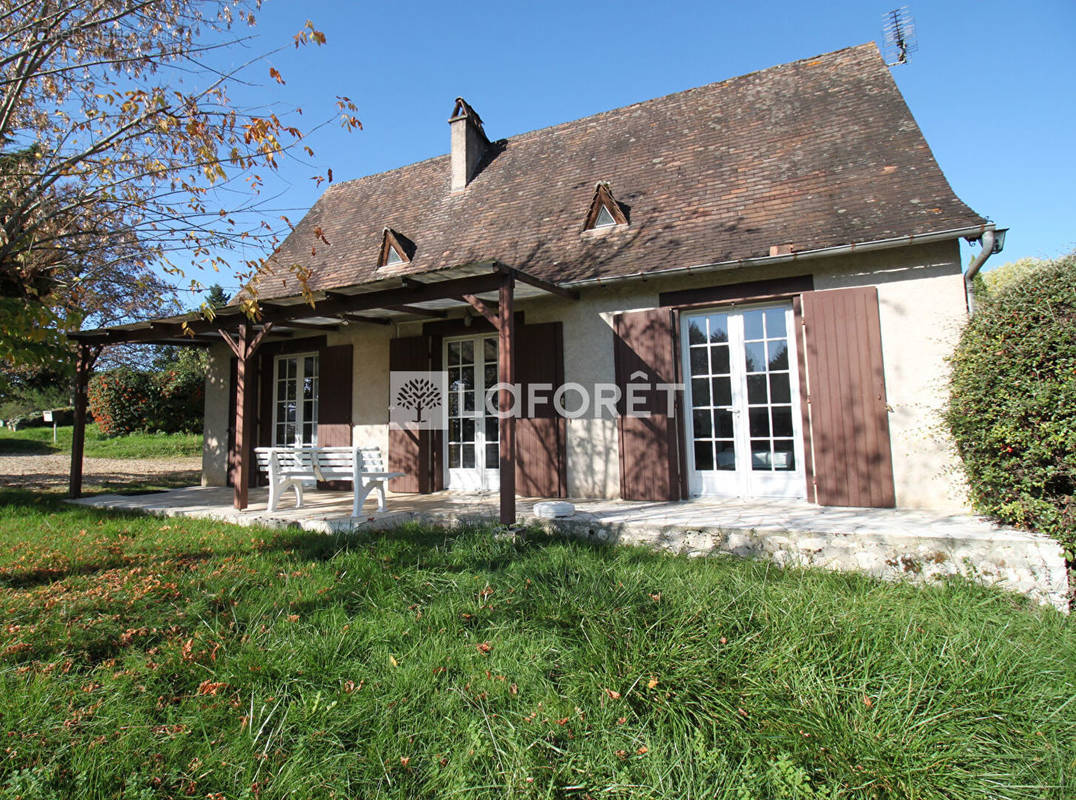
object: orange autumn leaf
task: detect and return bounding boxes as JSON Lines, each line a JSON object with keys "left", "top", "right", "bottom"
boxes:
{"left": 476, "top": 642, "right": 491, "bottom": 655}
{"left": 605, "top": 688, "right": 621, "bottom": 700}
{"left": 647, "top": 677, "right": 659, "bottom": 689}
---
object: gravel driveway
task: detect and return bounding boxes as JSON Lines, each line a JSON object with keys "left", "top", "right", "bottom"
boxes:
{"left": 0, "top": 453, "right": 201, "bottom": 491}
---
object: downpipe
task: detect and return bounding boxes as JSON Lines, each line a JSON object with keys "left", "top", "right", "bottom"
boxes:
{"left": 963, "top": 228, "right": 1000, "bottom": 315}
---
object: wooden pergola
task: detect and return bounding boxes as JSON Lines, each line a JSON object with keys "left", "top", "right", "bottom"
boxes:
{"left": 68, "top": 262, "right": 578, "bottom": 524}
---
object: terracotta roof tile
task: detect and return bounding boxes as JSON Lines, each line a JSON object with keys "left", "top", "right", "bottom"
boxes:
{"left": 255, "top": 43, "right": 985, "bottom": 298}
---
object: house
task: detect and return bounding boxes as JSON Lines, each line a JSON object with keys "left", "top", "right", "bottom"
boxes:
{"left": 69, "top": 43, "right": 1003, "bottom": 520}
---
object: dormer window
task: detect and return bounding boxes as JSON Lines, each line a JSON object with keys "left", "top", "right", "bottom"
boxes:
{"left": 593, "top": 204, "right": 617, "bottom": 228}
{"left": 584, "top": 182, "right": 628, "bottom": 231}
{"left": 378, "top": 228, "right": 415, "bottom": 268}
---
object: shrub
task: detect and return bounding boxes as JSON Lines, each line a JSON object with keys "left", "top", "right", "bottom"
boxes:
{"left": 88, "top": 368, "right": 152, "bottom": 435}
{"left": 89, "top": 366, "right": 204, "bottom": 436}
{"left": 946, "top": 253, "right": 1076, "bottom": 556}
{"left": 150, "top": 368, "right": 204, "bottom": 434}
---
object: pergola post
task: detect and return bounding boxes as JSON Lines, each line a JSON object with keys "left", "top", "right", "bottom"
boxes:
{"left": 498, "top": 276, "right": 516, "bottom": 525}
{"left": 219, "top": 322, "right": 273, "bottom": 510}
{"left": 69, "top": 342, "right": 101, "bottom": 499}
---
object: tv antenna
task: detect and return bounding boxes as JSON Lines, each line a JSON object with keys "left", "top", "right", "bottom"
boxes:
{"left": 882, "top": 7, "right": 918, "bottom": 66}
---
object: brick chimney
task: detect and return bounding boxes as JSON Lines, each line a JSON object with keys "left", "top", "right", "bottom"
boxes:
{"left": 449, "top": 97, "right": 488, "bottom": 193}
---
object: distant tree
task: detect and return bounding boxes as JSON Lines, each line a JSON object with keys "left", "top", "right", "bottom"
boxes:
{"left": 205, "top": 284, "right": 230, "bottom": 310}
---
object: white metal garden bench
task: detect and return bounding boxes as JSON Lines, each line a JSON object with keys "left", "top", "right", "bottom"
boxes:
{"left": 253, "top": 445, "right": 403, "bottom": 516}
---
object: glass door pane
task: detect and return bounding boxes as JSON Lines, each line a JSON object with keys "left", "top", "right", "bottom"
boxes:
{"left": 445, "top": 335, "right": 500, "bottom": 491}
{"left": 740, "top": 308, "right": 796, "bottom": 473}
{"left": 687, "top": 312, "right": 735, "bottom": 473}
{"left": 273, "top": 353, "right": 319, "bottom": 447}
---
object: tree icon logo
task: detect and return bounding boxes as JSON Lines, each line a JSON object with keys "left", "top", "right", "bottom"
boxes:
{"left": 394, "top": 377, "right": 441, "bottom": 423}
{"left": 389, "top": 371, "right": 447, "bottom": 430}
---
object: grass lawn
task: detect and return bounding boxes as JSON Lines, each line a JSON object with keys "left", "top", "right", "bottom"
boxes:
{"left": 0, "top": 424, "right": 202, "bottom": 459}
{"left": 0, "top": 489, "right": 1073, "bottom": 799}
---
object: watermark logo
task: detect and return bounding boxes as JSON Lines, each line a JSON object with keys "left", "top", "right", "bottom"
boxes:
{"left": 389, "top": 371, "right": 447, "bottom": 430}
{"left": 390, "top": 370, "right": 680, "bottom": 430}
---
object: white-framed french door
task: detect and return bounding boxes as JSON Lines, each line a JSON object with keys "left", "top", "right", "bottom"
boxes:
{"left": 272, "top": 352, "right": 319, "bottom": 447}
{"left": 444, "top": 334, "right": 500, "bottom": 492}
{"left": 680, "top": 303, "right": 806, "bottom": 499}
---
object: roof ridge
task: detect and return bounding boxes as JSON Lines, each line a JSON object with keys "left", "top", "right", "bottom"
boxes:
{"left": 327, "top": 42, "right": 879, "bottom": 192}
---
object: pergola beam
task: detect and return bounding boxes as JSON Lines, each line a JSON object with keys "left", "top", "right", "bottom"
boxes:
{"left": 277, "top": 320, "right": 340, "bottom": 332}
{"left": 497, "top": 276, "right": 517, "bottom": 525}
{"left": 384, "top": 304, "right": 448, "bottom": 318}
{"left": 69, "top": 343, "right": 103, "bottom": 499}
{"left": 219, "top": 322, "right": 273, "bottom": 509}
{"left": 495, "top": 263, "right": 579, "bottom": 300}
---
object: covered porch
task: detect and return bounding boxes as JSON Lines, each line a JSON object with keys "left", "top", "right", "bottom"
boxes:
{"left": 67, "top": 261, "right": 579, "bottom": 525}
{"left": 69, "top": 483, "right": 1069, "bottom": 610}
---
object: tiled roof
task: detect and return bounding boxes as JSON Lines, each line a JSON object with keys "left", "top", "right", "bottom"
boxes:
{"left": 254, "top": 43, "right": 986, "bottom": 299}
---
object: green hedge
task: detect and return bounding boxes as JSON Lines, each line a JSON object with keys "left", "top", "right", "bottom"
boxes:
{"left": 88, "top": 367, "right": 204, "bottom": 436}
{"left": 946, "top": 253, "right": 1076, "bottom": 556}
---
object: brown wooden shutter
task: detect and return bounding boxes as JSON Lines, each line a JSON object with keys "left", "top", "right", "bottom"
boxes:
{"left": 800, "top": 286, "right": 896, "bottom": 508}
{"left": 388, "top": 335, "right": 443, "bottom": 492}
{"left": 315, "top": 344, "right": 353, "bottom": 491}
{"left": 317, "top": 344, "right": 353, "bottom": 447}
{"left": 613, "top": 309, "right": 682, "bottom": 501}
{"left": 515, "top": 321, "right": 567, "bottom": 498}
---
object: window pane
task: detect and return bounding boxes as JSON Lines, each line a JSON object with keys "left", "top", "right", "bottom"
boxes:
{"left": 462, "top": 418, "right": 475, "bottom": 442}
{"left": 751, "top": 442, "right": 772, "bottom": 471}
{"left": 747, "top": 374, "right": 768, "bottom": 404}
{"left": 772, "top": 407, "right": 794, "bottom": 437}
{"left": 463, "top": 391, "right": 475, "bottom": 412}
{"left": 708, "top": 314, "right": 729, "bottom": 343}
{"left": 448, "top": 341, "right": 462, "bottom": 365}
{"left": 710, "top": 344, "right": 730, "bottom": 375}
{"left": 462, "top": 444, "right": 475, "bottom": 468}
{"left": 485, "top": 443, "right": 499, "bottom": 466}
{"left": 744, "top": 342, "right": 766, "bottom": 373}
{"left": 692, "top": 408, "right": 712, "bottom": 438}
{"left": 743, "top": 310, "right": 764, "bottom": 340}
{"left": 449, "top": 418, "right": 461, "bottom": 441}
{"left": 769, "top": 374, "right": 791, "bottom": 404}
{"left": 764, "top": 308, "right": 787, "bottom": 339}
{"left": 691, "top": 378, "right": 710, "bottom": 407}
{"left": 773, "top": 440, "right": 795, "bottom": 471}
{"left": 694, "top": 440, "right": 714, "bottom": 471}
{"left": 716, "top": 441, "right": 736, "bottom": 471}
{"left": 715, "top": 408, "right": 734, "bottom": 438}
{"left": 448, "top": 392, "right": 459, "bottom": 416}
{"left": 767, "top": 341, "right": 789, "bottom": 371}
{"left": 689, "top": 347, "right": 708, "bottom": 376}
{"left": 712, "top": 376, "right": 732, "bottom": 407}
{"left": 483, "top": 337, "right": 497, "bottom": 363}
{"left": 688, "top": 319, "right": 706, "bottom": 345}
{"left": 449, "top": 444, "right": 460, "bottom": 468}
{"left": 460, "top": 340, "right": 474, "bottom": 363}
{"left": 749, "top": 407, "right": 770, "bottom": 437}
{"left": 484, "top": 363, "right": 497, "bottom": 388}
{"left": 485, "top": 416, "right": 498, "bottom": 440}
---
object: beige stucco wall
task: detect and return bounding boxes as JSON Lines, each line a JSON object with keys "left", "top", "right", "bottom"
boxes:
{"left": 201, "top": 240, "right": 970, "bottom": 510}
{"left": 201, "top": 342, "right": 231, "bottom": 487}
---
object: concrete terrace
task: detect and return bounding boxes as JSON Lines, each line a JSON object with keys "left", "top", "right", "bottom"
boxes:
{"left": 70, "top": 485, "right": 1069, "bottom": 611}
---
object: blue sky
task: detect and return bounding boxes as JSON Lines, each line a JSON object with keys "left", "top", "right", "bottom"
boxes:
{"left": 203, "top": 0, "right": 1075, "bottom": 294}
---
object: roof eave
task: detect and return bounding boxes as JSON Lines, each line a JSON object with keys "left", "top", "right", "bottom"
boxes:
{"left": 559, "top": 224, "right": 996, "bottom": 289}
